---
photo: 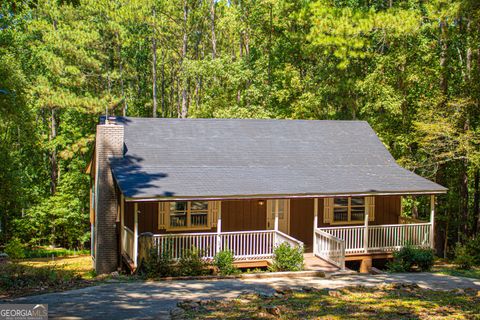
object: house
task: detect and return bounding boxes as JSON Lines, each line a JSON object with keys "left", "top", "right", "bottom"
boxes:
{"left": 88, "top": 116, "right": 446, "bottom": 274}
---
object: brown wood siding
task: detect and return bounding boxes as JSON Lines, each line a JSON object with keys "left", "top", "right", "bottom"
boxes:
{"left": 125, "top": 202, "right": 134, "bottom": 230}
{"left": 221, "top": 200, "right": 267, "bottom": 232}
{"left": 372, "top": 196, "right": 401, "bottom": 225}
{"left": 290, "top": 198, "right": 314, "bottom": 251}
{"left": 317, "top": 198, "right": 324, "bottom": 228}
{"left": 137, "top": 202, "right": 158, "bottom": 233}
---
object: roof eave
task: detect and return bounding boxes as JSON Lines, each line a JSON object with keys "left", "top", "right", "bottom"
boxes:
{"left": 123, "top": 189, "right": 447, "bottom": 202}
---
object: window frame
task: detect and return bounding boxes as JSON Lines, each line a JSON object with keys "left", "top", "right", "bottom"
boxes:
{"left": 331, "top": 197, "right": 366, "bottom": 225}
{"left": 165, "top": 201, "right": 211, "bottom": 231}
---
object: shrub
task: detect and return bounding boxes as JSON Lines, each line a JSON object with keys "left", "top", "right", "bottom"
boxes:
{"left": 4, "top": 238, "right": 26, "bottom": 259}
{"left": 454, "top": 243, "right": 474, "bottom": 270}
{"left": 178, "top": 248, "right": 208, "bottom": 276}
{"left": 269, "top": 243, "right": 304, "bottom": 272}
{"left": 213, "top": 250, "right": 239, "bottom": 276}
{"left": 387, "top": 246, "right": 434, "bottom": 272}
{"left": 465, "top": 237, "right": 480, "bottom": 266}
{"left": 141, "top": 246, "right": 176, "bottom": 278}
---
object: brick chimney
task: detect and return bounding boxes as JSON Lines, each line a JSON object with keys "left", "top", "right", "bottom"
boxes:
{"left": 93, "top": 119, "right": 124, "bottom": 274}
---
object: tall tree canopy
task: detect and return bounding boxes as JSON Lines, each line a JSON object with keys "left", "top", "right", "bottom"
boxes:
{"left": 0, "top": 0, "right": 479, "bottom": 256}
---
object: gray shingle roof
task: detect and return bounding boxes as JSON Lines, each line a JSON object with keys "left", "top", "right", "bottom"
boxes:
{"left": 109, "top": 117, "right": 446, "bottom": 199}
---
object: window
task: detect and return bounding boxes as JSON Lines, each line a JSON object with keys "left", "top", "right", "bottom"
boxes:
{"left": 324, "top": 196, "right": 374, "bottom": 224}
{"left": 168, "top": 201, "right": 209, "bottom": 229}
{"left": 190, "top": 201, "right": 209, "bottom": 226}
{"left": 333, "top": 197, "right": 365, "bottom": 222}
{"left": 170, "top": 202, "right": 188, "bottom": 227}
{"left": 270, "top": 200, "right": 287, "bottom": 219}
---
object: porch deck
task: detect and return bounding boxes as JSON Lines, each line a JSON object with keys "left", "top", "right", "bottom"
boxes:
{"left": 122, "top": 220, "right": 432, "bottom": 273}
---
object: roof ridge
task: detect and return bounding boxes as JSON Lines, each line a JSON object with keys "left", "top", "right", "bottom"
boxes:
{"left": 118, "top": 116, "right": 369, "bottom": 123}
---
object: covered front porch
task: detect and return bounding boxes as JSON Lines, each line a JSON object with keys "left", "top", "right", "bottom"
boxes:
{"left": 120, "top": 195, "right": 436, "bottom": 272}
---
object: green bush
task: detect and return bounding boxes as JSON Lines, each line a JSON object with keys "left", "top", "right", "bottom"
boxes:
{"left": 4, "top": 238, "right": 26, "bottom": 259}
{"left": 178, "top": 248, "right": 208, "bottom": 276}
{"left": 454, "top": 243, "right": 474, "bottom": 270}
{"left": 213, "top": 250, "right": 239, "bottom": 276}
{"left": 465, "top": 237, "right": 480, "bottom": 266}
{"left": 387, "top": 246, "right": 434, "bottom": 272}
{"left": 141, "top": 246, "right": 176, "bottom": 278}
{"left": 269, "top": 243, "right": 304, "bottom": 272}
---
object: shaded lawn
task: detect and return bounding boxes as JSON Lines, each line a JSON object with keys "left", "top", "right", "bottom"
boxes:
{"left": 431, "top": 261, "right": 480, "bottom": 280}
{"left": 23, "top": 247, "right": 90, "bottom": 259}
{"left": 185, "top": 285, "right": 480, "bottom": 319}
{"left": 16, "top": 255, "right": 95, "bottom": 279}
{"left": 0, "top": 255, "right": 99, "bottom": 299}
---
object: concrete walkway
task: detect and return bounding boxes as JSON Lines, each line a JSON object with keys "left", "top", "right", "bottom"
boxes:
{"left": 10, "top": 273, "right": 480, "bottom": 319}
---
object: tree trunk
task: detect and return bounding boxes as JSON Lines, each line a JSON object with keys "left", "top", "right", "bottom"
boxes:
{"left": 116, "top": 32, "right": 126, "bottom": 116}
{"left": 50, "top": 108, "right": 57, "bottom": 195}
{"left": 474, "top": 169, "right": 480, "bottom": 235}
{"left": 152, "top": 7, "right": 158, "bottom": 118}
{"left": 439, "top": 20, "right": 448, "bottom": 96}
{"left": 459, "top": 159, "right": 469, "bottom": 238}
{"left": 180, "top": 0, "right": 189, "bottom": 118}
{"left": 210, "top": 0, "right": 216, "bottom": 59}
{"left": 411, "top": 196, "right": 418, "bottom": 219}
{"left": 268, "top": 3, "right": 272, "bottom": 84}
{"left": 237, "top": 31, "right": 243, "bottom": 104}
{"left": 443, "top": 218, "right": 449, "bottom": 259}
{"left": 161, "top": 49, "right": 165, "bottom": 117}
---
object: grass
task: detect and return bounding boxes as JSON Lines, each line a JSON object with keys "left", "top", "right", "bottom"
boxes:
{"left": 431, "top": 261, "right": 480, "bottom": 280}
{"left": 0, "top": 255, "right": 101, "bottom": 299}
{"left": 184, "top": 285, "right": 480, "bottom": 319}
{"left": 16, "top": 255, "right": 96, "bottom": 279}
{"left": 23, "top": 247, "right": 90, "bottom": 259}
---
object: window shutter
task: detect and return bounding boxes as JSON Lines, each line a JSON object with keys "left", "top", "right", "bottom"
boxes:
{"left": 323, "top": 198, "right": 333, "bottom": 224}
{"left": 210, "top": 201, "right": 220, "bottom": 227}
{"left": 158, "top": 202, "right": 168, "bottom": 229}
{"left": 366, "top": 196, "right": 375, "bottom": 222}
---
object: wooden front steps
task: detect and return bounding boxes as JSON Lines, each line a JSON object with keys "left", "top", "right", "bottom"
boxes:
{"left": 303, "top": 253, "right": 340, "bottom": 272}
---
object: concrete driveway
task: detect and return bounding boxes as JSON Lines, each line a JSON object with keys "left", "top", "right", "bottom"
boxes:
{"left": 10, "top": 273, "right": 480, "bottom": 319}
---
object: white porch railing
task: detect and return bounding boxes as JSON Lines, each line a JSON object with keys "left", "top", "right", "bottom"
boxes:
{"left": 154, "top": 232, "right": 218, "bottom": 260}
{"left": 220, "top": 230, "right": 275, "bottom": 260}
{"left": 317, "top": 225, "right": 365, "bottom": 254}
{"left": 314, "top": 229, "right": 345, "bottom": 269}
{"left": 368, "top": 223, "right": 431, "bottom": 251}
{"left": 147, "top": 230, "right": 303, "bottom": 261}
{"left": 122, "top": 226, "right": 134, "bottom": 261}
{"left": 317, "top": 222, "right": 431, "bottom": 254}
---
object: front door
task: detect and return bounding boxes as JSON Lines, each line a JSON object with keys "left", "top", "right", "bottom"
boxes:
{"left": 266, "top": 199, "right": 290, "bottom": 234}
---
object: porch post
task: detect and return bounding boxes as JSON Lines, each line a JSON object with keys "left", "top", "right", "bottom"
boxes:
{"left": 430, "top": 195, "right": 435, "bottom": 249}
{"left": 313, "top": 198, "right": 318, "bottom": 253}
{"left": 364, "top": 208, "right": 369, "bottom": 253}
{"left": 216, "top": 207, "right": 222, "bottom": 254}
{"left": 133, "top": 202, "right": 139, "bottom": 268}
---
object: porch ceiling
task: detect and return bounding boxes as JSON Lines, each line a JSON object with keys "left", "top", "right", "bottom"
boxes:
{"left": 109, "top": 117, "right": 446, "bottom": 200}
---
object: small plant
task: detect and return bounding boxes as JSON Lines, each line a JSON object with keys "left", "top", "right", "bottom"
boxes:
{"left": 178, "top": 247, "right": 208, "bottom": 276}
{"left": 454, "top": 243, "right": 474, "bottom": 270}
{"left": 387, "top": 245, "right": 434, "bottom": 272}
{"left": 141, "top": 246, "right": 176, "bottom": 278}
{"left": 269, "top": 242, "right": 304, "bottom": 272}
{"left": 4, "top": 238, "right": 26, "bottom": 259}
{"left": 213, "top": 250, "right": 239, "bottom": 276}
